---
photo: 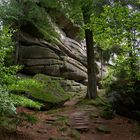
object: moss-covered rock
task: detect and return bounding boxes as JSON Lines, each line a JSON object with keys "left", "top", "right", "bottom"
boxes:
{"left": 30, "top": 74, "right": 69, "bottom": 106}
{"left": 96, "top": 125, "right": 111, "bottom": 134}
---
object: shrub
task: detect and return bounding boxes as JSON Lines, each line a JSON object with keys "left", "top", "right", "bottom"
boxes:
{"left": 0, "top": 26, "right": 43, "bottom": 118}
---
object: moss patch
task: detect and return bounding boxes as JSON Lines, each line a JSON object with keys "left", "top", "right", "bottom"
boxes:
{"left": 30, "top": 74, "right": 69, "bottom": 104}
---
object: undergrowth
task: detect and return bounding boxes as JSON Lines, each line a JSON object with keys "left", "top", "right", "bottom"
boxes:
{"left": 11, "top": 94, "right": 43, "bottom": 110}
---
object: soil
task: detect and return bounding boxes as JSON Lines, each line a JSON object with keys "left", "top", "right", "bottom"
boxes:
{"left": 1, "top": 101, "right": 140, "bottom": 140}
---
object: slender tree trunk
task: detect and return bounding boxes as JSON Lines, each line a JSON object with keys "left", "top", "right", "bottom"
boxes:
{"left": 14, "top": 0, "right": 20, "bottom": 64}
{"left": 83, "top": 11, "right": 97, "bottom": 99}
{"left": 128, "top": 29, "right": 136, "bottom": 80}
{"left": 101, "top": 50, "right": 103, "bottom": 82}
{"left": 15, "top": 38, "right": 19, "bottom": 64}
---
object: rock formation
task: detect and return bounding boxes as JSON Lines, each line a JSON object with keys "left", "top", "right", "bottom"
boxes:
{"left": 18, "top": 30, "right": 87, "bottom": 82}
{"left": 14, "top": 3, "right": 100, "bottom": 99}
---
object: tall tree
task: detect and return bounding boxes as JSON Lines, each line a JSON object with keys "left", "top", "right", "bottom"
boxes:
{"left": 61, "top": 0, "right": 111, "bottom": 98}
{"left": 81, "top": 2, "right": 97, "bottom": 98}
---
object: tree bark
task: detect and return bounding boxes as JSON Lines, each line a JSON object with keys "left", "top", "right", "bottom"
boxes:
{"left": 83, "top": 10, "right": 97, "bottom": 99}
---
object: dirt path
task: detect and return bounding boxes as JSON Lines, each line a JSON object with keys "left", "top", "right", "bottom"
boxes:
{"left": 14, "top": 104, "right": 140, "bottom": 140}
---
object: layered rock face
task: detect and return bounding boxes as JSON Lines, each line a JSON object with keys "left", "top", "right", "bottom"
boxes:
{"left": 18, "top": 31, "right": 87, "bottom": 83}
{"left": 13, "top": 4, "right": 89, "bottom": 96}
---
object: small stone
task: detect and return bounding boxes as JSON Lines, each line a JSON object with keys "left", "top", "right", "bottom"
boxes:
{"left": 96, "top": 125, "right": 111, "bottom": 134}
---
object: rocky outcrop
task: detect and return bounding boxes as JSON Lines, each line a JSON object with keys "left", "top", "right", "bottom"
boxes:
{"left": 18, "top": 31, "right": 87, "bottom": 82}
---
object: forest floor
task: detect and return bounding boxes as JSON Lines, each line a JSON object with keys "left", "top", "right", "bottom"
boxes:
{"left": 1, "top": 98, "right": 140, "bottom": 140}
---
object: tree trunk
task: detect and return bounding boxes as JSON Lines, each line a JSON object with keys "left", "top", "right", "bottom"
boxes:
{"left": 101, "top": 50, "right": 103, "bottom": 82}
{"left": 83, "top": 11, "right": 97, "bottom": 99}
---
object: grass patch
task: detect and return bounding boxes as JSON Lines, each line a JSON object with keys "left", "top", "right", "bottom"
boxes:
{"left": 18, "top": 113, "right": 38, "bottom": 125}
{"left": 55, "top": 115, "right": 70, "bottom": 126}
{"left": 78, "top": 96, "right": 110, "bottom": 107}
{"left": 11, "top": 94, "right": 43, "bottom": 110}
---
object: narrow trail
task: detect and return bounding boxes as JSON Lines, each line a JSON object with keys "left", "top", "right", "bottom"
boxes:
{"left": 1, "top": 98, "right": 139, "bottom": 140}
{"left": 14, "top": 103, "right": 140, "bottom": 140}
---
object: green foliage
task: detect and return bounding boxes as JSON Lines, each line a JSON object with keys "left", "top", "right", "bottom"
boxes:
{"left": 90, "top": 3, "right": 140, "bottom": 49}
{"left": 80, "top": 96, "right": 111, "bottom": 108}
{"left": 0, "top": 27, "right": 21, "bottom": 86}
{"left": 8, "top": 78, "right": 43, "bottom": 92}
{"left": 114, "top": 55, "right": 140, "bottom": 80}
{"left": 18, "top": 113, "right": 38, "bottom": 125}
{"left": 102, "top": 67, "right": 115, "bottom": 87}
{"left": 0, "top": 26, "right": 43, "bottom": 120}
{"left": 0, "top": 26, "right": 44, "bottom": 133}
{"left": 0, "top": 86, "right": 16, "bottom": 116}
{"left": 100, "top": 108, "right": 114, "bottom": 119}
{"left": 61, "top": 0, "right": 109, "bottom": 20}
{"left": 0, "top": 27, "right": 18, "bottom": 116}
{"left": 0, "top": 116, "right": 17, "bottom": 131}
{"left": 90, "top": 3, "right": 140, "bottom": 88}
{"left": 0, "top": 0, "right": 60, "bottom": 42}
{"left": 103, "top": 55, "right": 140, "bottom": 88}
{"left": 11, "top": 94, "right": 43, "bottom": 110}
{"left": 56, "top": 115, "right": 69, "bottom": 124}
{"left": 58, "top": 0, "right": 110, "bottom": 39}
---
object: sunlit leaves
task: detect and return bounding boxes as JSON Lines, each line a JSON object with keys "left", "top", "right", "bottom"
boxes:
{"left": 90, "top": 3, "right": 140, "bottom": 50}
{"left": 0, "top": 26, "right": 17, "bottom": 116}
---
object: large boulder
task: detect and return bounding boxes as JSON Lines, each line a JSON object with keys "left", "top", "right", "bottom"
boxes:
{"left": 28, "top": 74, "right": 70, "bottom": 109}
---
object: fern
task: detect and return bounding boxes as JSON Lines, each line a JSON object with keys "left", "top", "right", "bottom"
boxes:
{"left": 11, "top": 94, "right": 43, "bottom": 110}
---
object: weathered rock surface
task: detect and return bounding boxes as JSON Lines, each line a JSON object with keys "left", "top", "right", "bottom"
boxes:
{"left": 18, "top": 31, "right": 87, "bottom": 82}
{"left": 34, "top": 74, "right": 87, "bottom": 94}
